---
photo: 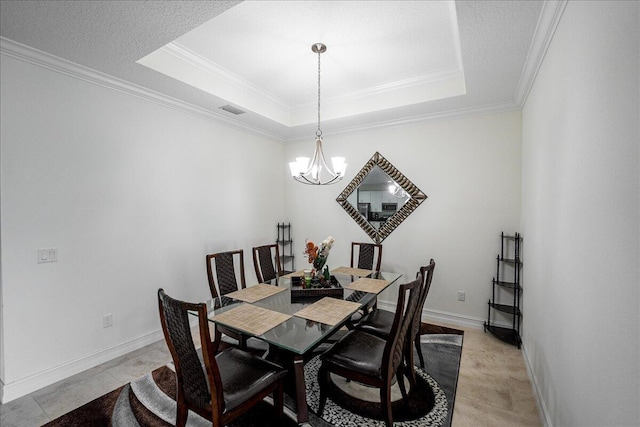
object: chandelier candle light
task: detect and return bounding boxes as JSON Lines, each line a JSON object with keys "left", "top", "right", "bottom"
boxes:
{"left": 289, "top": 43, "right": 346, "bottom": 185}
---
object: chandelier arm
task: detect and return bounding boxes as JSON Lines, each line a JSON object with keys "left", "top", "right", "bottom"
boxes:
{"left": 314, "top": 137, "right": 338, "bottom": 179}
{"left": 301, "top": 138, "right": 321, "bottom": 176}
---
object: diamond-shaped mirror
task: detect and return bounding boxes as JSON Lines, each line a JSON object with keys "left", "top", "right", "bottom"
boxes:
{"left": 336, "top": 152, "right": 427, "bottom": 243}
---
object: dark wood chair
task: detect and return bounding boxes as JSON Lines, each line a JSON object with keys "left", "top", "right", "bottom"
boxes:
{"left": 351, "top": 242, "right": 383, "bottom": 272}
{"left": 357, "top": 259, "right": 436, "bottom": 390}
{"left": 157, "top": 289, "right": 287, "bottom": 427}
{"left": 206, "top": 249, "right": 246, "bottom": 298}
{"left": 317, "top": 274, "right": 422, "bottom": 427}
{"left": 252, "top": 244, "right": 283, "bottom": 283}
{"left": 205, "top": 250, "right": 250, "bottom": 348}
{"left": 350, "top": 242, "right": 383, "bottom": 319}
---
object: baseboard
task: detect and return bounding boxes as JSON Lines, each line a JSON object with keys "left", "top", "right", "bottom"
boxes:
{"left": 420, "top": 308, "right": 488, "bottom": 330}
{"left": 376, "top": 300, "right": 508, "bottom": 331}
{"left": 1, "top": 328, "right": 165, "bottom": 403}
{"left": 521, "top": 342, "right": 553, "bottom": 427}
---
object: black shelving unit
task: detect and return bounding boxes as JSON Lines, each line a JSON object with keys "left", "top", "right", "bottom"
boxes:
{"left": 276, "top": 222, "right": 294, "bottom": 274}
{"left": 484, "top": 232, "right": 522, "bottom": 348}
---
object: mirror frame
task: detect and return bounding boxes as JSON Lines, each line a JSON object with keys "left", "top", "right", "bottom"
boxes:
{"left": 336, "top": 152, "right": 427, "bottom": 243}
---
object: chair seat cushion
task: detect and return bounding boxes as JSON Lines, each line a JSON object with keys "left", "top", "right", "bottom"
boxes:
{"left": 358, "top": 308, "right": 395, "bottom": 337}
{"left": 217, "top": 348, "right": 286, "bottom": 412}
{"left": 320, "top": 330, "right": 386, "bottom": 379}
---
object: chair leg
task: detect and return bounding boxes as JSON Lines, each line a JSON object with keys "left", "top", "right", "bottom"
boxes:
{"left": 405, "top": 339, "right": 417, "bottom": 392}
{"left": 176, "top": 399, "right": 188, "bottom": 427}
{"left": 415, "top": 334, "right": 425, "bottom": 368}
{"left": 317, "top": 365, "right": 330, "bottom": 416}
{"left": 273, "top": 381, "right": 284, "bottom": 420}
{"left": 380, "top": 384, "right": 393, "bottom": 427}
{"left": 396, "top": 369, "right": 408, "bottom": 401}
{"left": 405, "top": 361, "right": 417, "bottom": 394}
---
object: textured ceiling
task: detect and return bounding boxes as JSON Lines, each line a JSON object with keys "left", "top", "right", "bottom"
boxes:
{"left": 0, "top": 0, "right": 544, "bottom": 140}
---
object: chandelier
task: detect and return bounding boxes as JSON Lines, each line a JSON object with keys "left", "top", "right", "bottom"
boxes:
{"left": 289, "top": 43, "right": 346, "bottom": 185}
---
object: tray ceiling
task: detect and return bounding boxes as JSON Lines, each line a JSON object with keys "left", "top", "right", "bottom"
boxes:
{"left": 137, "top": 1, "right": 466, "bottom": 127}
{"left": 0, "top": 0, "right": 545, "bottom": 140}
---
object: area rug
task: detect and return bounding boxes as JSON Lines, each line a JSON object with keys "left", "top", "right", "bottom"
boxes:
{"left": 43, "top": 324, "right": 462, "bottom": 427}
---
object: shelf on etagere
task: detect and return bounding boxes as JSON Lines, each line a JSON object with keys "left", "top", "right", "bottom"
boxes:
{"left": 484, "top": 324, "right": 521, "bottom": 347}
{"left": 493, "top": 279, "right": 522, "bottom": 290}
{"left": 501, "top": 234, "right": 522, "bottom": 240}
{"left": 489, "top": 302, "right": 522, "bottom": 316}
{"left": 499, "top": 257, "right": 522, "bottom": 265}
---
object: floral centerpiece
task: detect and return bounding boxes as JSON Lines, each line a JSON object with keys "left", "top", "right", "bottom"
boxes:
{"left": 304, "top": 236, "right": 335, "bottom": 282}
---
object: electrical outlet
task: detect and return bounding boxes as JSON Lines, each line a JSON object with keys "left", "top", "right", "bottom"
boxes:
{"left": 103, "top": 313, "right": 113, "bottom": 328}
{"left": 457, "top": 291, "right": 466, "bottom": 301}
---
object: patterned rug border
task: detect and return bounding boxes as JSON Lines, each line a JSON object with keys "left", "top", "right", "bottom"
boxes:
{"left": 43, "top": 325, "right": 463, "bottom": 427}
{"left": 304, "top": 355, "right": 449, "bottom": 427}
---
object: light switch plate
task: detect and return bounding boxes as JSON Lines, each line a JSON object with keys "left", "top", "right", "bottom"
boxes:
{"left": 38, "top": 248, "right": 58, "bottom": 263}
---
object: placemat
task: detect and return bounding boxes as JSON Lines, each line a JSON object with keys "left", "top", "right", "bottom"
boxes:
{"left": 331, "top": 266, "right": 374, "bottom": 277}
{"left": 294, "top": 297, "right": 362, "bottom": 326}
{"left": 281, "top": 270, "right": 306, "bottom": 278}
{"left": 345, "top": 277, "right": 391, "bottom": 294}
{"left": 209, "top": 303, "right": 292, "bottom": 336}
{"left": 225, "top": 283, "right": 286, "bottom": 303}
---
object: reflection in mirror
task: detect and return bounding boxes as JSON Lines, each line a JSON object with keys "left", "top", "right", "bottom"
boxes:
{"left": 337, "top": 152, "right": 427, "bottom": 243}
{"left": 346, "top": 166, "right": 411, "bottom": 230}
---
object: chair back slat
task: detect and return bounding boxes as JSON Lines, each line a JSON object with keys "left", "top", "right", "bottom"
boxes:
{"left": 410, "top": 259, "right": 436, "bottom": 342}
{"left": 351, "top": 242, "right": 383, "bottom": 272}
{"left": 158, "top": 290, "right": 211, "bottom": 410}
{"left": 358, "top": 244, "right": 375, "bottom": 269}
{"left": 384, "top": 274, "right": 422, "bottom": 378}
{"left": 216, "top": 252, "right": 239, "bottom": 295}
{"left": 206, "top": 250, "right": 246, "bottom": 298}
{"left": 253, "top": 244, "right": 281, "bottom": 283}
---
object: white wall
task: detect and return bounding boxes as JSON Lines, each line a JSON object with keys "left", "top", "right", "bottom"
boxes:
{"left": 285, "top": 111, "right": 522, "bottom": 325}
{"left": 521, "top": 1, "right": 639, "bottom": 426}
{"left": 0, "top": 53, "right": 284, "bottom": 401}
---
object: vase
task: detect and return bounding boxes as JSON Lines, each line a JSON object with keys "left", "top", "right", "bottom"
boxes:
{"left": 314, "top": 255, "right": 327, "bottom": 272}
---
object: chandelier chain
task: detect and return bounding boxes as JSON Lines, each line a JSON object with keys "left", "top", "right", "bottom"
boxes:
{"left": 316, "top": 46, "right": 322, "bottom": 137}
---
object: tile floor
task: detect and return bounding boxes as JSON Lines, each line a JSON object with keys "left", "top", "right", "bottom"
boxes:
{"left": 0, "top": 325, "right": 541, "bottom": 426}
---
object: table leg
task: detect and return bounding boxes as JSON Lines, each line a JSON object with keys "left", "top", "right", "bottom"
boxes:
{"left": 265, "top": 346, "right": 309, "bottom": 424}
{"left": 293, "top": 354, "right": 308, "bottom": 424}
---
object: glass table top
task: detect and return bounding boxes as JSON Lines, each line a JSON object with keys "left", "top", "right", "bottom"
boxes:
{"left": 203, "top": 270, "right": 402, "bottom": 355}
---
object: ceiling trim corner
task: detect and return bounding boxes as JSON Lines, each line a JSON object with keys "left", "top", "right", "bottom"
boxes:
{"left": 514, "top": 0, "right": 569, "bottom": 108}
{"left": 163, "top": 42, "right": 291, "bottom": 113}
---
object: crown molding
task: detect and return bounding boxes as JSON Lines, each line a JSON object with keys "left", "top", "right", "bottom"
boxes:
{"left": 284, "top": 100, "right": 520, "bottom": 142}
{"left": 291, "top": 67, "right": 465, "bottom": 113}
{"left": 165, "top": 42, "right": 291, "bottom": 113}
{"left": 514, "top": 0, "right": 568, "bottom": 107}
{"left": 0, "top": 37, "right": 282, "bottom": 141}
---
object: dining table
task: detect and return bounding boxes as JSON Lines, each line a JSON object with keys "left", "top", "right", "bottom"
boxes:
{"left": 199, "top": 267, "right": 403, "bottom": 424}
